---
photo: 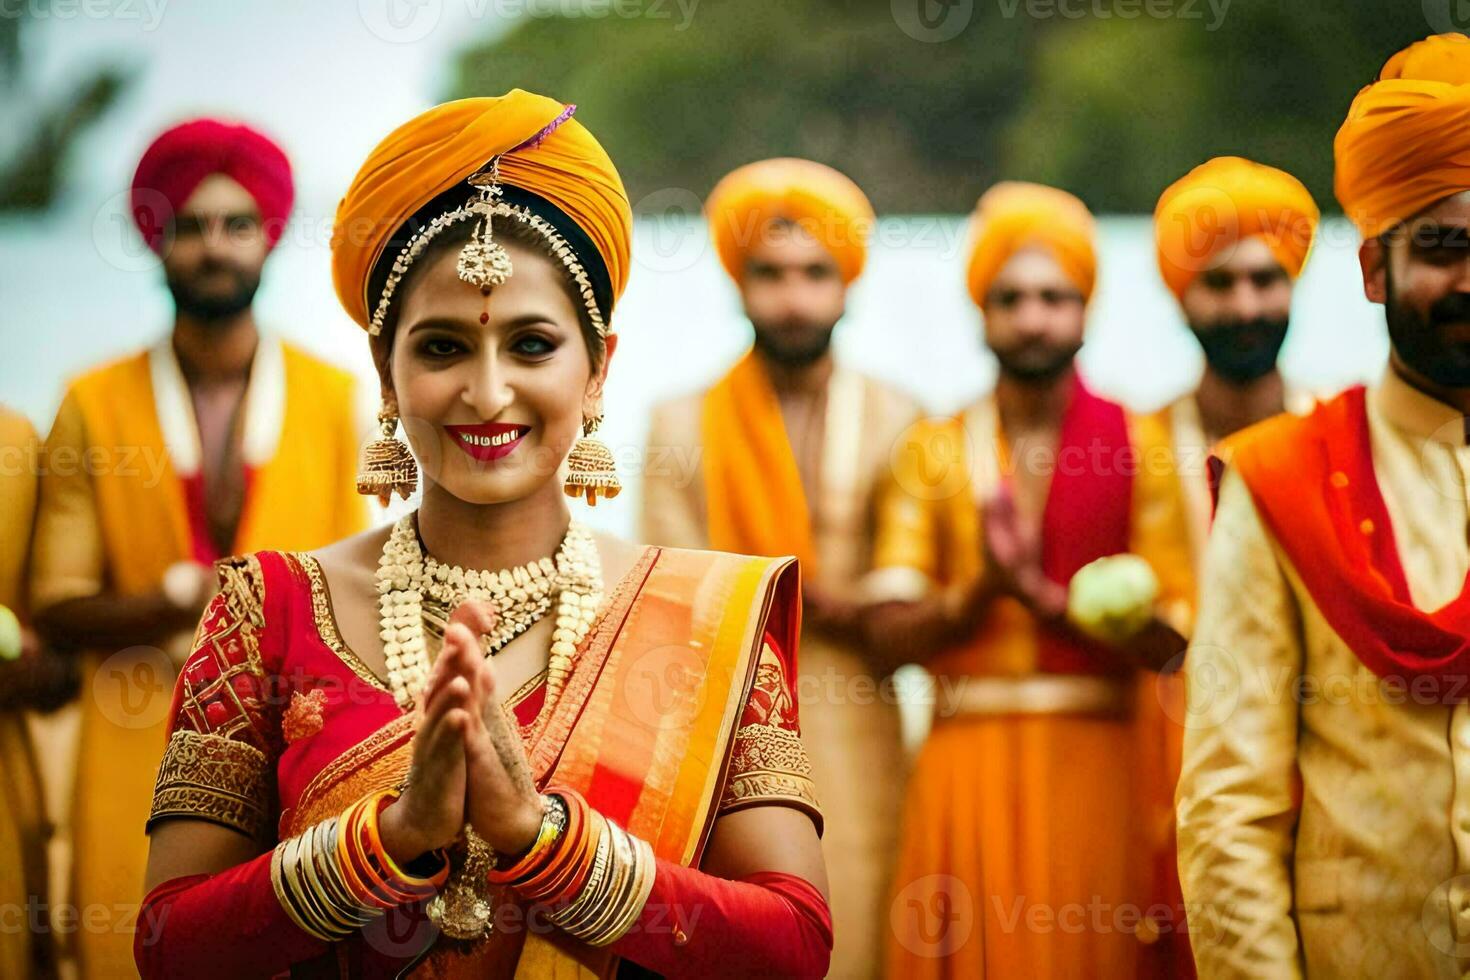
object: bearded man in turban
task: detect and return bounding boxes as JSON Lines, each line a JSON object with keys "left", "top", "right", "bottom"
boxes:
{"left": 640, "top": 157, "right": 918, "bottom": 979}
{"left": 1176, "top": 33, "right": 1470, "bottom": 977}
{"left": 28, "top": 118, "right": 368, "bottom": 979}
{"left": 867, "top": 181, "right": 1196, "bottom": 979}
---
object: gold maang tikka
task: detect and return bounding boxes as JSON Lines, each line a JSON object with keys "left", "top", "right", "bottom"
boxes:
{"left": 458, "top": 158, "right": 515, "bottom": 292}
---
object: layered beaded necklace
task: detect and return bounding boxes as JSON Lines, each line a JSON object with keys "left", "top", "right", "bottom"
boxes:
{"left": 375, "top": 513, "right": 603, "bottom": 709}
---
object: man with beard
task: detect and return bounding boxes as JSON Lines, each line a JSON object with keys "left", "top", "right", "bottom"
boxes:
{"left": 1176, "top": 33, "right": 1470, "bottom": 977}
{"left": 27, "top": 118, "right": 368, "bottom": 979}
{"left": 1134, "top": 156, "right": 1322, "bottom": 978}
{"left": 641, "top": 157, "right": 918, "bottom": 980}
{"left": 870, "top": 182, "right": 1195, "bottom": 979}
{"left": 1154, "top": 155, "right": 1321, "bottom": 557}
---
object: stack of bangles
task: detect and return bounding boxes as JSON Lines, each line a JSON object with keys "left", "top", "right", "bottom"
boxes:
{"left": 488, "top": 785, "right": 657, "bottom": 947}
{"left": 271, "top": 788, "right": 449, "bottom": 941}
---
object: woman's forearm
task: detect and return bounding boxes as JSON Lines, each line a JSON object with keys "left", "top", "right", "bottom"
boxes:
{"left": 134, "top": 852, "right": 329, "bottom": 980}
{"left": 608, "top": 863, "right": 831, "bottom": 979}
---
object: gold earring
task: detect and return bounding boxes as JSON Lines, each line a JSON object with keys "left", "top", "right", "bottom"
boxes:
{"left": 356, "top": 408, "right": 418, "bottom": 504}
{"left": 563, "top": 414, "right": 620, "bottom": 507}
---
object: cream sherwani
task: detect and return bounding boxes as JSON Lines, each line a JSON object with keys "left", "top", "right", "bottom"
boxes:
{"left": 643, "top": 364, "right": 919, "bottom": 980}
{"left": 1178, "top": 368, "right": 1470, "bottom": 977}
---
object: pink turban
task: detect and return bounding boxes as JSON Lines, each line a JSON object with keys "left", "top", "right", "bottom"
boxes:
{"left": 131, "top": 118, "right": 294, "bottom": 254}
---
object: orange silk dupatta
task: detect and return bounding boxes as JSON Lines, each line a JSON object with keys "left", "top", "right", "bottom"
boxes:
{"left": 700, "top": 350, "right": 818, "bottom": 573}
{"left": 284, "top": 545, "right": 800, "bottom": 977}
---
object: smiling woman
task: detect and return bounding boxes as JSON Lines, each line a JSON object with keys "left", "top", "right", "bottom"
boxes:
{"left": 131, "top": 90, "right": 833, "bottom": 979}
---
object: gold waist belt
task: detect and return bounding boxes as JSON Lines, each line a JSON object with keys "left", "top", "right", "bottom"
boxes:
{"left": 936, "top": 674, "right": 1131, "bottom": 721}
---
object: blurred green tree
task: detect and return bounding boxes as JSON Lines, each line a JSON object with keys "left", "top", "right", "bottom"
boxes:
{"left": 0, "top": 6, "right": 131, "bottom": 212}
{"left": 447, "top": 0, "right": 1438, "bottom": 213}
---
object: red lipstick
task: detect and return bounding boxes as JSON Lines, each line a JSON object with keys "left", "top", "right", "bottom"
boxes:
{"left": 445, "top": 422, "right": 530, "bottom": 462}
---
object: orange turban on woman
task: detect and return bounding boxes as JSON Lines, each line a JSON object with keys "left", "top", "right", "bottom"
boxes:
{"left": 1153, "top": 156, "right": 1319, "bottom": 300}
{"left": 331, "top": 90, "right": 632, "bottom": 332}
{"left": 705, "top": 158, "right": 874, "bottom": 285}
{"left": 1336, "top": 33, "right": 1470, "bottom": 238}
{"left": 965, "top": 181, "right": 1096, "bottom": 307}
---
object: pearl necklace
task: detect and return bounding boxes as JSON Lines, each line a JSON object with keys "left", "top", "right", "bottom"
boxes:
{"left": 375, "top": 513, "right": 603, "bottom": 709}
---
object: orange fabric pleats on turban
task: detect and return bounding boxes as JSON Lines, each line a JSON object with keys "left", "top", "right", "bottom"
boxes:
{"left": 1336, "top": 33, "right": 1470, "bottom": 238}
{"left": 965, "top": 181, "right": 1097, "bottom": 307}
{"left": 705, "top": 158, "right": 874, "bottom": 285}
{"left": 331, "top": 90, "right": 632, "bottom": 331}
{"left": 1154, "top": 156, "right": 1319, "bottom": 300}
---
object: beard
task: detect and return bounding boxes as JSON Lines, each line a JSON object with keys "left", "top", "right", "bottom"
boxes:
{"left": 1385, "top": 263, "right": 1470, "bottom": 388}
{"left": 1190, "top": 315, "right": 1289, "bottom": 386}
{"left": 166, "top": 259, "right": 261, "bottom": 322}
{"left": 750, "top": 317, "right": 838, "bottom": 368}
{"left": 991, "top": 338, "right": 1081, "bottom": 385}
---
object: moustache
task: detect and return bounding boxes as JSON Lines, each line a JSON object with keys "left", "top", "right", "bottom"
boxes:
{"left": 1428, "top": 292, "right": 1470, "bottom": 329}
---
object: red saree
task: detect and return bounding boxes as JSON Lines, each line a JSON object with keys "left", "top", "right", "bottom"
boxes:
{"left": 140, "top": 542, "right": 825, "bottom": 977}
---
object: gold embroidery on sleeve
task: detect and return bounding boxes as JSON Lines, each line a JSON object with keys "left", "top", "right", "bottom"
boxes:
{"left": 149, "top": 730, "right": 271, "bottom": 840}
{"left": 719, "top": 642, "right": 823, "bottom": 826}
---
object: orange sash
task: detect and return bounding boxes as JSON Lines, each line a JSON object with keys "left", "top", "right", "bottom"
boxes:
{"left": 1227, "top": 386, "right": 1470, "bottom": 698}
{"left": 286, "top": 545, "right": 800, "bottom": 977}
{"left": 699, "top": 350, "right": 817, "bottom": 572}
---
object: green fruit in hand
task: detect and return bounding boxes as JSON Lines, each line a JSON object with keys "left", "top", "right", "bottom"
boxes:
{"left": 0, "top": 604, "right": 21, "bottom": 661}
{"left": 1067, "top": 554, "right": 1159, "bottom": 645}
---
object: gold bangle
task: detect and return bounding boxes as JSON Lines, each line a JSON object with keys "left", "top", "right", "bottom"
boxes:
{"left": 291, "top": 833, "right": 351, "bottom": 940}
{"left": 304, "top": 819, "right": 370, "bottom": 931}
{"left": 552, "top": 819, "right": 612, "bottom": 933}
{"left": 579, "top": 826, "right": 634, "bottom": 943}
{"left": 582, "top": 824, "right": 653, "bottom": 946}
{"left": 605, "top": 836, "right": 657, "bottom": 945}
{"left": 281, "top": 835, "right": 341, "bottom": 941}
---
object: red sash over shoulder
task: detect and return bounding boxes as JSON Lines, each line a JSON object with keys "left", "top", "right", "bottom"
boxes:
{"left": 1037, "top": 376, "right": 1134, "bottom": 672}
{"left": 1225, "top": 385, "right": 1470, "bottom": 699}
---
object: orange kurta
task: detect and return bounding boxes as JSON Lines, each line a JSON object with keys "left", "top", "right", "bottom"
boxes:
{"left": 29, "top": 336, "right": 368, "bottom": 979}
{"left": 876, "top": 396, "right": 1195, "bottom": 979}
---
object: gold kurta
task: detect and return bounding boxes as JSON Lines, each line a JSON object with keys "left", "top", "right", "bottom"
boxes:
{"left": 0, "top": 406, "right": 52, "bottom": 979}
{"left": 643, "top": 364, "right": 919, "bottom": 980}
{"left": 29, "top": 336, "right": 369, "bottom": 979}
{"left": 1177, "top": 369, "right": 1470, "bottom": 978}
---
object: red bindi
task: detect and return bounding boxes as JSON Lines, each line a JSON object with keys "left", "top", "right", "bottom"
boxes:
{"left": 479, "top": 312, "right": 489, "bottom": 325}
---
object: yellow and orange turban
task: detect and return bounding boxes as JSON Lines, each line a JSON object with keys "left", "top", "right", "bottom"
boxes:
{"left": 1153, "top": 156, "right": 1319, "bottom": 301}
{"left": 965, "top": 181, "right": 1096, "bottom": 307}
{"left": 705, "top": 158, "right": 874, "bottom": 285}
{"left": 1336, "top": 33, "right": 1470, "bottom": 237}
{"left": 331, "top": 90, "right": 632, "bottom": 332}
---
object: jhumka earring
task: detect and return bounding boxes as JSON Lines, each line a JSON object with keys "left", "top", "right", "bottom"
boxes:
{"left": 356, "top": 407, "right": 418, "bottom": 504}
{"left": 563, "top": 413, "right": 620, "bottom": 506}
